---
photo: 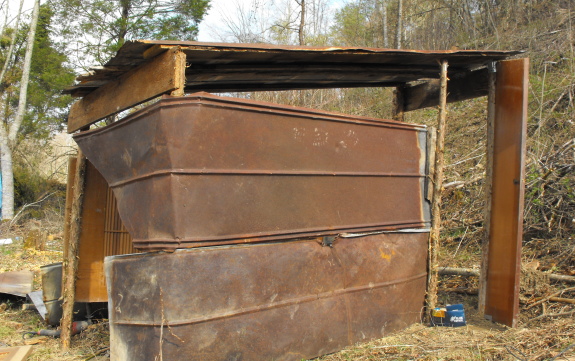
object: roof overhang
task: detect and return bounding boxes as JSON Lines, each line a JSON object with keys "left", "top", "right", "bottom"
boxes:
{"left": 65, "top": 40, "right": 521, "bottom": 96}
{"left": 64, "top": 40, "right": 523, "bottom": 133}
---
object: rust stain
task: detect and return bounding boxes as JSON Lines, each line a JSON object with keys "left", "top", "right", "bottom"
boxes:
{"left": 379, "top": 248, "right": 396, "bottom": 260}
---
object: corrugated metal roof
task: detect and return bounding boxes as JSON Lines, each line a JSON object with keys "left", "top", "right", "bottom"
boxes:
{"left": 65, "top": 40, "right": 522, "bottom": 97}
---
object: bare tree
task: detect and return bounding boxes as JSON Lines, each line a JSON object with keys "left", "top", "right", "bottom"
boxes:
{"left": 0, "top": 0, "right": 40, "bottom": 220}
{"left": 381, "top": 0, "right": 389, "bottom": 47}
{"left": 396, "top": 0, "right": 403, "bottom": 49}
{"left": 297, "top": 0, "right": 305, "bottom": 45}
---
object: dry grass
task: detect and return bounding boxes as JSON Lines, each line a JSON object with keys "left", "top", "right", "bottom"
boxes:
{"left": 2, "top": 222, "right": 575, "bottom": 361}
{"left": 0, "top": 224, "right": 110, "bottom": 360}
{"left": 317, "top": 314, "right": 575, "bottom": 361}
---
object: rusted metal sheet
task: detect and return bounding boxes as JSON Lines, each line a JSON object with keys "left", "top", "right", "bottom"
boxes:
{"left": 74, "top": 93, "right": 430, "bottom": 251}
{"left": 0, "top": 271, "right": 33, "bottom": 297}
{"left": 75, "top": 161, "right": 109, "bottom": 302}
{"left": 40, "top": 262, "right": 63, "bottom": 326}
{"left": 484, "top": 58, "right": 529, "bottom": 327}
{"left": 106, "top": 232, "right": 427, "bottom": 361}
{"left": 65, "top": 159, "right": 136, "bottom": 303}
{"left": 64, "top": 40, "right": 521, "bottom": 97}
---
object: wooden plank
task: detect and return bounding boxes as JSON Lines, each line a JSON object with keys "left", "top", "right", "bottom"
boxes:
{"left": 484, "top": 58, "right": 529, "bottom": 327}
{"left": 67, "top": 47, "right": 186, "bottom": 133}
{"left": 403, "top": 67, "right": 489, "bottom": 112}
{"left": 0, "top": 345, "right": 33, "bottom": 361}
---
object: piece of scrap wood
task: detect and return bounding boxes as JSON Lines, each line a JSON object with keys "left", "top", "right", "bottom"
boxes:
{"left": 67, "top": 46, "right": 186, "bottom": 133}
{"left": 0, "top": 271, "right": 34, "bottom": 297}
{"left": 0, "top": 345, "right": 33, "bottom": 361}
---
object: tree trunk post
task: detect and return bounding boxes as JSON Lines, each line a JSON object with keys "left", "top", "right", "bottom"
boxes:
{"left": 478, "top": 62, "right": 496, "bottom": 315}
{"left": 425, "top": 60, "right": 449, "bottom": 317}
{"left": 60, "top": 150, "right": 87, "bottom": 350}
{"left": 392, "top": 86, "right": 405, "bottom": 121}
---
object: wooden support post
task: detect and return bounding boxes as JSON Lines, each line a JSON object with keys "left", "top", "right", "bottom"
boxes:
{"left": 478, "top": 63, "right": 496, "bottom": 316}
{"left": 392, "top": 86, "right": 405, "bottom": 121}
{"left": 425, "top": 60, "right": 449, "bottom": 315}
{"left": 60, "top": 150, "right": 87, "bottom": 350}
{"left": 482, "top": 58, "right": 529, "bottom": 327}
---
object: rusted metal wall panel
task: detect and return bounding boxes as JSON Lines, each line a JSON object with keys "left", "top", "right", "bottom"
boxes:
{"left": 484, "top": 58, "right": 529, "bottom": 327}
{"left": 75, "top": 161, "right": 109, "bottom": 302}
{"left": 70, "top": 161, "right": 136, "bottom": 303}
{"left": 75, "top": 93, "right": 430, "bottom": 251}
{"left": 105, "top": 232, "right": 427, "bottom": 361}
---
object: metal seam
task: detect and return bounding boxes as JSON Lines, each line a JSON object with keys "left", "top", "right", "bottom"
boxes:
{"left": 109, "top": 169, "right": 425, "bottom": 188}
{"left": 132, "top": 221, "right": 431, "bottom": 246}
{"left": 112, "top": 272, "right": 427, "bottom": 327}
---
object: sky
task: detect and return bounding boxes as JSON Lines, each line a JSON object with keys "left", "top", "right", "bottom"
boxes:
{"left": 198, "top": 0, "right": 348, "bottom": 42}
{"left": 8, "top": 0, "right": 348, "bottom": 43}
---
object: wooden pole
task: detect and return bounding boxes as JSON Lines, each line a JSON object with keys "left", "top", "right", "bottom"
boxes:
{"left": 425, "top": 60, "right": 449, "bottom": 316}
{"left": 392, "top": 86, "right": 405, "bottom": 121}
{"left": 478, "top": 62, "right": 496, "bottom": 316}
{"left": 60, "top": 150, "right": 87, "bottom": 350}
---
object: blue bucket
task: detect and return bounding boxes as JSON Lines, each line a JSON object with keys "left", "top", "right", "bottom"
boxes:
{"left": 445, "top": 304, "right": 466, "bottom": 327}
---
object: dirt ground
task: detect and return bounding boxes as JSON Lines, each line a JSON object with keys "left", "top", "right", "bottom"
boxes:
{"left": 1, "top": 237, "right": 574, "bottom": 361}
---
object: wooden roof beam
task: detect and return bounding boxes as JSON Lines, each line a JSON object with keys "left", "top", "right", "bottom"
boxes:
{"left": 402, "top": 67, "right": 489, "bottom": 112}
{"left": 67, "top": 46, "right": 186, "bottom": 133}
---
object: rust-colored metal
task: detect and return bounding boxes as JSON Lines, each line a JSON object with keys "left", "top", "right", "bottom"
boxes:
{"left": 0, "top": 270, "right": 33, "bottom": 297}
{"left": 74, "top": 93, "right": 430, "bottom": 251}
{"left": 64, "top": 40, "right": 521, "bottom": 97}
{"left": 484, "top": 58, "right": 529, "bottom": 327}
{"left": 105, "top": 232, "right": 427, "bottom": 361}
{"left": 67, "top": 160, "right": 136, "bottom": 303}
{"left": 103, "top": 187, "right": 134, "bottom": 257}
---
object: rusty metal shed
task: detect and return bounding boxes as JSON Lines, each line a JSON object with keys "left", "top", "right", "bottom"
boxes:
{"left": 61, "top": 40, "right": 528, "bottom": 355}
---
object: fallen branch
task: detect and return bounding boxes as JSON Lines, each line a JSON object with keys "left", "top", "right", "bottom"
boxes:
{"left": 9, "top": 192, "right": 57, "bottom": 227}
{"left": 530, "top": 310, "right": 575, "bottom": 322}
{"left": 439, "top": 267, "right": 480, "bottom": 277}
{"left": 443, "top": 176, "right": 484, "bottom": 190}
{"left": 547, "top": 273, "right": 575, "bottom": 284}
{"left": 549, "top": 296, "right": 575, "bottom": 305}
{"left": 526, "top": 286, "right": 575, "bottom": 310}
{"left": 439, "top": 267, "right": 575, "bottom": 284}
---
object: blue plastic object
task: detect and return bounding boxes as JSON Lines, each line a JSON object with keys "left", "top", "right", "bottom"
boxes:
{"left": 445, "top": 304, "right": 466, "bottom": 327}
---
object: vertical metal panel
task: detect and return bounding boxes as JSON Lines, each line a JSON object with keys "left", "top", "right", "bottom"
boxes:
{"left": 75, "top": 161, "right": 136, "bottom": 303}
{"left": 484, "top": 58, "right": 529, "bottom": 327}
{"left": 75, "top": 161, "right": 108, "bottom": 302}
{"left": 106, "top": 233, "right": 427, "bottom": 361}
